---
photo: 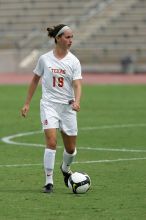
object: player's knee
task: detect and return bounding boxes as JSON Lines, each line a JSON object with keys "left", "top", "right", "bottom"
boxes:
{"left": 66, "top": 147, "right": 77, "bottom": 155}
{"left": 68, "top": 149, "right": 75, "bottom": 154}
{"left": 46, "top": 138, "right": 57, "bottom": 149}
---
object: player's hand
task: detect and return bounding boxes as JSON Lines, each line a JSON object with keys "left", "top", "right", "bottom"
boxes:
{"left": 21, "top": 104, "right": 29, "bottom": 117}
{"left": 72, "top": 101, "right": 80, "bottom": 112}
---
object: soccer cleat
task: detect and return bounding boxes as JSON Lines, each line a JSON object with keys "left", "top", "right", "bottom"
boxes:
{"left": 60, "top": 164, "right": 72, "bottom": 187}
{"left": 43, "top": 183, "right": 53, "bottom": 193}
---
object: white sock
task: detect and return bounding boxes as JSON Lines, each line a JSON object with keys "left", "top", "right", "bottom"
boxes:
{"left": 44, "top": 148, "right": 56, "bottom": 185}
{"left": 62, "top": 148, "right": 77, "bottom": 172}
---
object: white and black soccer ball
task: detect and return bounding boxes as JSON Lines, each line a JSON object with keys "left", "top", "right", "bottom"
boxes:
{"left": 68, "top": 172, "right": 91, "bottom": 194}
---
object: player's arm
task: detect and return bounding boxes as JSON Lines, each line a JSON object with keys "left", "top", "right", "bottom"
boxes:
{"left": 21, "top": 74, "right": 41, "bottom": 117}
{"left": 72, "top": 79, "right": 82, "bottom": 112}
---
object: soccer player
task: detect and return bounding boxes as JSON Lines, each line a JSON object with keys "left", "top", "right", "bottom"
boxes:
{"left": 21, "top": 24, "right": 82, "bottom": 193}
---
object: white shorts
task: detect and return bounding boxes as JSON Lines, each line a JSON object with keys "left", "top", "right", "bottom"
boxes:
{"left": 40, "top": 100, "right": 78, "bottom": 136}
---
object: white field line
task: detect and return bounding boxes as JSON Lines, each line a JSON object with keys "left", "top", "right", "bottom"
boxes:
{"left": 0, "top": 123, "right": 146, "bottom": 168}
{"left": 0, "top": 157, "right": 146, "bottom": 168}
{"left": 1, "top": 123, "right": 146, "bottom": 152}
{"left": 1, "top": 130, "right": 44, "bottom": 147}
{"left": 74, "top": 157, "right": 146, "bottom": 164}
{"left": 0, "top": 163, "right": 42, "bottom": 168}
{"left": 78, "top": 147, "right": 146, "bottom": 153}
{"left": 80, "top": 123, "right": 146, "bottom": 130}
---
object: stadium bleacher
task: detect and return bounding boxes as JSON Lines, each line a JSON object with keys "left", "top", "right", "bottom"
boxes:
{"left": 73, "top": 0, "right": 146, "bottom": 72}
{"left": 0, "top": 0, "right": 146, "bottom": 73}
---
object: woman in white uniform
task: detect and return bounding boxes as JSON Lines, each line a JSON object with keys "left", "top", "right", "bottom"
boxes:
{"left": 21, "top": 24, "right": 82, "bottom": 193}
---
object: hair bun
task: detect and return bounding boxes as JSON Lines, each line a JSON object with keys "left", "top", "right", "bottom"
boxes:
{"left": 47, "top": 24, "right": 67, "bottom": 38}
{"left": 47, "top": 27, "right": 54, "bottom": 37}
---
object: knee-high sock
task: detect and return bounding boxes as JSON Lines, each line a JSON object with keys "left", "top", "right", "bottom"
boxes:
{"left": 44, "top": 148, "right": 56, "bottom": 185}
{"left": 62, "top": 148, "right": 77, "bottom": 172}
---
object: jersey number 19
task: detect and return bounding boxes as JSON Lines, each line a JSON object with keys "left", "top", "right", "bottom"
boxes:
{"left": 53, "top": 76, "right": 64, "bottom": 87}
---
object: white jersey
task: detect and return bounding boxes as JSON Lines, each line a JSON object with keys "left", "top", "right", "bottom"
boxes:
{"left": 33, "top": 50, "right": 82, "bottom": 104}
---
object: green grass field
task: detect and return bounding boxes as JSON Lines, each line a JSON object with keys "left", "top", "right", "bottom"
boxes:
{"left": 0, "top": 84, "right": 146, "bottom": 220}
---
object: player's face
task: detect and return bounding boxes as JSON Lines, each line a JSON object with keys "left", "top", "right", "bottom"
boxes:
{"left": 58, "top": 30, "right": 73, "bottom": 49}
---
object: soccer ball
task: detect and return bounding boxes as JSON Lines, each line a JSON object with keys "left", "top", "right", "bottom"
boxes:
{"left": 68, "top": 172, "right": 91, "bottom": 194}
